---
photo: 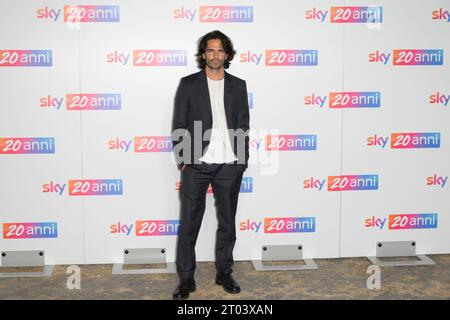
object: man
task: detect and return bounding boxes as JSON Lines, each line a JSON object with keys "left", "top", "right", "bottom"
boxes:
{"left": 171, "top": 30, "right": 250, "bottom": 300}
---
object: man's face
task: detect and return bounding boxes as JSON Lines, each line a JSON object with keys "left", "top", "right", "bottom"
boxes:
{"left": 202, "top": 38, "right": 227, "bottom": 70}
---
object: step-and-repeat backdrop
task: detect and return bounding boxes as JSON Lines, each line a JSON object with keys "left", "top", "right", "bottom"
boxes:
{"left": 1, "top": 1, "right": 449, "bottom": 265}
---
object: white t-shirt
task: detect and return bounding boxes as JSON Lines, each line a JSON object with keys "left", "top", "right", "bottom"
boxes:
{"left": 199, "top": 77, "right": 238, "bottom": 163}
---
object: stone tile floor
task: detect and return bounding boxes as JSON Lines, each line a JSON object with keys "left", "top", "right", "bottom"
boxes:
{"left": 0, "top": 255, "right": 449, "bottom": 300}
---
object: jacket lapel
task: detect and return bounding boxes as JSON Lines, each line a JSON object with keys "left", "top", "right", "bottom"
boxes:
{"left": 224, "top": 71, "right": 232, "bottom": 127}
{"left": 199, "top": 69, "right": 212, "bottom": 122}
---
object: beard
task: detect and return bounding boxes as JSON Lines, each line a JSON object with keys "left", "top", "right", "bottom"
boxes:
{"left": 205, "top": 58, "right": 224, "bottom": 70}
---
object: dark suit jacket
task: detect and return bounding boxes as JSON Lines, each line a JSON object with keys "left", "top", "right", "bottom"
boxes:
{"left": 171, "top": 69, "right": 250, "bottom": 170}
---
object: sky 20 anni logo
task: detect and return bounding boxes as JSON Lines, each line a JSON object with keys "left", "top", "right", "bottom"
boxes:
{"left": 106, "top": 50, "right": 186, "bottom": 66}
{"left": 240, "top": 217, "right": 316, "bottom": 233}
{"left": 304, "top": 175, "right": 379, "bottom": 191}
{"left": 3, "top": 222, "right": 58, "bottom": 239}
{"left": 0, "top": 137, "right": 55, "bottom": 154}
{"left": 305, "top": 92, "right": 380, "bottom": 108}
{"left": 367, "top": 132, "right": 440, "bottom": 149}
{"left": 305, "top": 6, "right": 382, "bottom": 23}
{"left": 40, "top": 94, "right": 121, "bottom": 110}
{"left": 173, "top": 6, "right": 253, "bottom": 22}
{"left": 110, "top": 220, "right": 180, "bottom": 236}
{"left": 240, "top": 50, "right": 318, "bottom": 66}
{"left": 43, "top": 179, "right": 123, "bottom": 196}
{"left": 0, "top": 50, "right": 52, "bottom": 67}
{"left": 365, "top": 214, "right": 438, "bottom": 230}
{"left": 369, "top": 49, "right": 443, "bottom": 65}
{"left": 36, "top": 5, "right": 120, "bottom": 22}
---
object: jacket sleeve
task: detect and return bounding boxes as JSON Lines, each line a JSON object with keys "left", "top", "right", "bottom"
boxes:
{"left": 236, "top": 80, "right": 250, "bottom": 168}
{"left": 171, "top": 78, "right": 189, "bottom": 170}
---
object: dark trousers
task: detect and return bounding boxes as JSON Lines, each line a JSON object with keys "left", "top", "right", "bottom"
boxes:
{"left": 176, "top": 162, "right": 245, "bottom": 279}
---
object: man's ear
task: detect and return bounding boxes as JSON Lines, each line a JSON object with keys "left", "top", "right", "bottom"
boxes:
{"left": 202, "top": 53, "right": 206, "bottom": 60}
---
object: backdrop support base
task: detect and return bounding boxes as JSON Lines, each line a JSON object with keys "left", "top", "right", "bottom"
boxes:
{"left": 112, "top": 248, "right": 176, "bottom": 275}
{"left": 252, "top": 245, "right": 318, "bottom": 271}
{"left": 0, "top": 250, "right": 54, "bottom": 278}
{"left": 367, "top": 241, "right": 435, "bottom": 267}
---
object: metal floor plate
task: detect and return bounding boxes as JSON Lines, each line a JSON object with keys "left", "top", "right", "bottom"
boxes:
{"left": 252, "top": 259, "right": 318, "bottom": 271}
{"left": 252, "top": 244, "right": 318, "bottom": 271}
{"left": 368, "top": 255, "right": 435, "bottom": 267}
{"left": 367, "top": 241, "right": 435, "bottom": 267}
{"left": 112, "top": 248, "right": 176, "bottom": 275}
{"left": 112, "top": 262, "right": 176, "bottom": 274}
{"left": 0, "top": 265, "right": 54, "bottom": 278}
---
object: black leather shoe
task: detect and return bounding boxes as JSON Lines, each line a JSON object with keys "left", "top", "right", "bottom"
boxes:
{"left": 215, "top": 273, "right": 241, "bottom": 294}
{"left": 172, "top": 278, "right": 196, "bottom": 300}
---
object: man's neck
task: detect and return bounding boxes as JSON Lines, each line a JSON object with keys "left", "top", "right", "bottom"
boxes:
{"left": 205, "top": 67, "right": 225, "bottom": 80}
